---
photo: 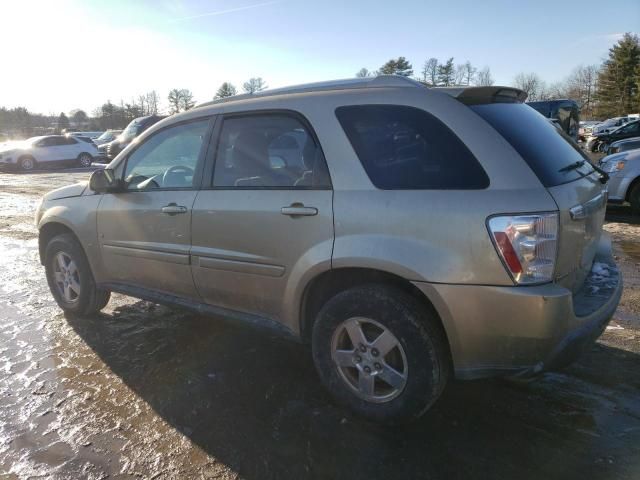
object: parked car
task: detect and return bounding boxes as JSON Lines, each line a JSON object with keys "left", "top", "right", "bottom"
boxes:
{"left": 0, "top": 135, "right": 98, "bottom": 171}
{"left": 66, "top": 131, "right": 104, "bottom": 139}
{"left": 578, "top": 120, "right": 600, "bottom": 142}
{"left": 606, "top": 136, "right": 640, "bottom": 155}
{"left": 591, "top": 116, "right": 632, "bottom": 136}
{"left": 36, "top": 77, "right": 621, "bottom": 423}
{"left": 588, "top": 120, "right": 640, "bottom": 152}
{"left": 599, "top": 150, "right": 640, "bottom": 215}
{"left": 98, "top": 115, "right": 165, "bottom": 160}
{"left": 93, "top": 130, "right": 122, "bottom": 146}
{"left": 70, "top": 135, "right": 97, "bottom": 146}
{"left": 526, "top": 99, "right": 580, "bottom": 139}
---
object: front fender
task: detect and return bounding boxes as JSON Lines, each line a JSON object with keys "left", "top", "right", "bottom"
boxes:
{"left": 38, "top": 195, "right": 105, "bottom": 281}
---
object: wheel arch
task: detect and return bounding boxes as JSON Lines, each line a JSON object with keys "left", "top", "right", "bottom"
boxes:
{"left": 299, "top": 267, "right": 453, "bottom": 365}
{"left": 38, "top": 221, "right": 79, "bottom": 265}
{"left": 625, "top": 175, "right": 640, "bottom": 202}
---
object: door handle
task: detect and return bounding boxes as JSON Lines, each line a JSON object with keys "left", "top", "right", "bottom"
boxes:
{"left": 161, "top": 203, "right": 188, "bottom": 215}
{"left": 281, "top": 204, "right": 318, "bottom": 217}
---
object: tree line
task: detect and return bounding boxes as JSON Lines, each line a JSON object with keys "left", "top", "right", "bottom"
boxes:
{"left": 356, "top": 33, "right": 639, "bottom": 120}
{"left": 2, "top": 33, "right": 638, "bottom": 138}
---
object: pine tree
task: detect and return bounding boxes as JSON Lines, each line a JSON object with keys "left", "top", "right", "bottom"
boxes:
{"left": 596, "top": 33, "right": 640, "bottom": 117}
{"left": 58, "top": 112, "right": 70, "bottom": 131}
{"left": 379, "top": 57, "right": 413, "bottom": 77}
{"left": 436, "top": 58, "right": 455, "bottom": 86}
{"left": 215, "top": 82, "right": 238, "bottom": 99}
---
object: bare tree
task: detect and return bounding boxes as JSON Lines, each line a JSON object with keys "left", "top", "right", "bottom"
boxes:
{"left": 565, "top": 65, "right": 599, "bottom": 118}
{"left": 513, "top": 72, "right": 546, "bottom": 101}
{"left": 167, "top": 88, "right": 194, "bottom": 114}
{"left": 463, "top": 61, "right": 477, "bottom": 86}
{"left": 421, "top": 58, "right": 439, "bottom": 85}
{"left": 243, "top": 77, "right": 268, "bottom": 94}
{"left": 475, "top": 66, "right": 494, "bottom": 86}
{"left": 454, "top": 64, "right": 467, "bottom": 85}
{"left": 178, "top": 89, "right": 195, "bottom": 111}
{"left": 355, "top": 68, "right": 372, "bottom": 78}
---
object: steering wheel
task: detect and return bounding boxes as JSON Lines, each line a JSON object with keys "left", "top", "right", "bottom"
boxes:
{"left": 162, "top": 165, "right": 194, "bottom": 186}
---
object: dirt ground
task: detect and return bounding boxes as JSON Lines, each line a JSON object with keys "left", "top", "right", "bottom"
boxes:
{"left": 0, "top": 166, "right": 639, "bottom": 480}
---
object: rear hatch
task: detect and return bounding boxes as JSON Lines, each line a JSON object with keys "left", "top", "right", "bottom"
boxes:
{"left": 467, "top": 98, "right": 606, "bottom": 292}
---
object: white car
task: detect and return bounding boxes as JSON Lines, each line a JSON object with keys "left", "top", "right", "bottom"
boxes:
{"left": 67, "top": 131, "right": 104, "bottom": 139}
{"left": 0, "top": 135, "right": 98, "bottom": 171}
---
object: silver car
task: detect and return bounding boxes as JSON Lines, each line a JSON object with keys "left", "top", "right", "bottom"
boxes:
{"left": 36, "top": 76, "right": 622, "bottom": 423}
{"left": 600, "top": 149, "right": 640, "bottom": 214}
{"left": 607, "top": 136, "right": 640, "bottom": 155}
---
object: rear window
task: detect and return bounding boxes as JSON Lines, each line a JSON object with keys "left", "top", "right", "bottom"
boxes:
{"left": 335, "top": 105, "right": 489, "bottom": 190}
{"left": 471, "top": 103, "right": 594, "bottom": 187}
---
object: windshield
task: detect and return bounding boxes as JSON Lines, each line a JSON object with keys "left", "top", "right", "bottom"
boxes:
{"left": 96, "top": 131, "right": 114, "bottom": 141}
{"left": 471, "top": 103, "right": 594, "bottom": 187}
{"left": 119, "top": 121, "right": 142, "bottom": 142}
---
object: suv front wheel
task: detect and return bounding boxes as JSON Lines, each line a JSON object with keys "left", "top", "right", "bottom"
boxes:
{"left": 44, "top": 233, "right": 110, "bottom": 316}
{"left": 312, "top": 284, "right": 450, "bottom": 423}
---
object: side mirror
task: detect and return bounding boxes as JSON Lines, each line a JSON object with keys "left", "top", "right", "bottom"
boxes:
{"left": 89, "top": 168, "right": 121, "bottom": 193}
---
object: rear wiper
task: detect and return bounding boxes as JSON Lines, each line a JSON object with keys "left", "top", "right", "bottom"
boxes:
{"left": 558, "top": 160, "right": 585, "bottom": 173}
{"left": 558, "top": 160, "right": 609, "bottom": 184}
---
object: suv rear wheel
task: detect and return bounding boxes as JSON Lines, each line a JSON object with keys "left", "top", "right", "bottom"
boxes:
{"left": 44, "top": 233, "right": 110, "bottom": 315}
{"left": 312, "top": 284, "right": 450, "bottom": 423}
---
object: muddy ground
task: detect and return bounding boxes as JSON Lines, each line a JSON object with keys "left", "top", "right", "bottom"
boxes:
{"left": 0, "top": 166, "right": 639, "bottom": 480}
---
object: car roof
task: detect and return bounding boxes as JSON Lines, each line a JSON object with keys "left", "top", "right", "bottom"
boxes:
{"left": 195, "top": 76, "right": 526, "bottom": 109}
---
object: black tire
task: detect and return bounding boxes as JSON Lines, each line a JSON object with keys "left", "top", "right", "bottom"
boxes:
{"left": 77, "top": 152, "right": 92, "bottom": 168}
{"left": 311, "top": 284, "right": 450, "bottom": 424}
{"left": 630, "top": 182, "right": 640, "bottom": 217}
{"left": 18, "top": 155, "right": 36, "bottom": 171}
{"left": 590, "top": 141, "right": 600, "bottom": 153}
{"left": 44, "top": 233, "right": 110, "bottom": 316}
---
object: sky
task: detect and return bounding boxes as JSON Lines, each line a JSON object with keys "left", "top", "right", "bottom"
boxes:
{"left": 1, "top": 0, "right": 638, "bottom": 115}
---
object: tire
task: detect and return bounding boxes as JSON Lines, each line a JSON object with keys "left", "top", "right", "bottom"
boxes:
{"left": 44, "top": 233, "right": 110, "bottom": 316}
{"left": 77, "top": 153, "right": 92, "bottom": 168}
{"left": 630, "top": 183, "right": 640, "bottom": 217}
{"left": 18, "top": 156, "right": 36, "bottom": 171}
{"left": 311, "top": 284, "right": 450, "bottom": 424}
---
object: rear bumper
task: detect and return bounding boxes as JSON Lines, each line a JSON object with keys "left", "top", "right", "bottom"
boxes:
{"left": 413, "top": 234, "right": 622, "bottom": 380}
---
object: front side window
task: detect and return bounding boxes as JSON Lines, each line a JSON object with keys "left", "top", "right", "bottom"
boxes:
{"left": 336, "top": 105, "right": 489, "bottom": 190}
{"left": 213, "top": 114, "right": 331, "bottom": 188}
{"left": 123, "top": 119, "right": 209, "bottom": 190}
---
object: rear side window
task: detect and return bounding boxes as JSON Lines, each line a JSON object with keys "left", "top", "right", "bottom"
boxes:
{"left": 335, "top": 105, "right": 489, "bottom": 190}
{"left": 213, "top": 114, "right": 331, "bottom": 188}
{"left": 471, "top": 103, "right": 594, "bottom": 187}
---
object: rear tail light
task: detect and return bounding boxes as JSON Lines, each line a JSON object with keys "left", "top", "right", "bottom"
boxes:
{"left": 488, "top": 213, "right": 558, "bottom": 285}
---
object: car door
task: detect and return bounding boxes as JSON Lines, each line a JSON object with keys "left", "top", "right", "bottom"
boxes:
{"left": 61, "top": 136, "right": 81, "bottom": 161}
{"left": 191, "top": 112, "right": 334, "bottom": 324}
{"left": 31, "top": 137, "right": 58, "bottom": 163}
{"left": 97, "top": 117, "right": 213, "bottom": 298}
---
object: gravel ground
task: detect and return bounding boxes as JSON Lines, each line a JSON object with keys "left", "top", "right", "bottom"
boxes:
{"left": 0, "top": 167, "right": 639, "bottom": 480}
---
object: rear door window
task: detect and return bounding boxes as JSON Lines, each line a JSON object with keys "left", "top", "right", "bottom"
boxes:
{"left": 471, "top": 103, "right": 594, "bottom": 187}
{"left": 212, "top": 114, "right": 331, "bottom": 188}
{"left": 335, "top": 105, "right": 489, "bottom": 189}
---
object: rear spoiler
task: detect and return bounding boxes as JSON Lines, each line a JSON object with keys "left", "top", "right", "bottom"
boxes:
{"left": 433, "top": 86, "right": 528, "bottom": 105}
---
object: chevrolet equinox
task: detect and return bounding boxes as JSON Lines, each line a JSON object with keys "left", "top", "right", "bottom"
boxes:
{"left": 36, "top": 76, "right": 622, "bottom": 423}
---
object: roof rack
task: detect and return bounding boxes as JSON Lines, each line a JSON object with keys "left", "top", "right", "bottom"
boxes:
{"left": 197, "top": 75, "right": 424, "bottom": 108}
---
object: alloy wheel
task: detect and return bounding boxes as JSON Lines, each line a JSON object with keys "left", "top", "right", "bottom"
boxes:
{"left": 79, "top": 154, "right": 92, "bottom": 167}
{"left": 52, "top": 252, "right": 81, "bottom": 303}
{"left": 331, "top": 317, "right": 408, "bottom": 403}
{"left": 21, "top": 158, "right": 34, "bottom": 170}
